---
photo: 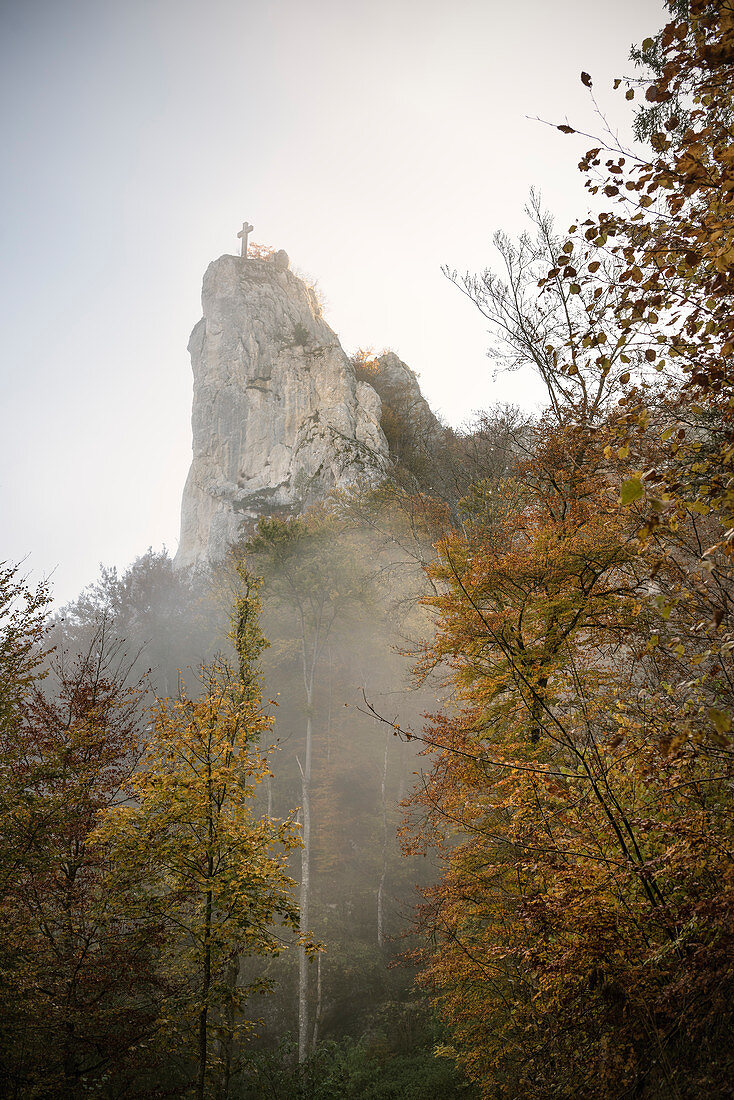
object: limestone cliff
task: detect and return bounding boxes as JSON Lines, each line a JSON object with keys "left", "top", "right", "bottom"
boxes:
{"left": 362, "top": 350, "right": 444, "bottom": 456}
{"left": 175, "top": 250, "right": 389, "bottom": 568}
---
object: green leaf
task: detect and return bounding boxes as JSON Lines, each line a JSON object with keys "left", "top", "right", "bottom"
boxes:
{"left": 620, "top": 477, "right": 644, "bottom": 505}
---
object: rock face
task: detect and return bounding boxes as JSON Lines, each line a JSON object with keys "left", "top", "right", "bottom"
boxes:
{"left": 175, "top": 251, "right": 390, "bottom": 568}
{"left": 367, "top": 350, "right": 443, "bottom": 446}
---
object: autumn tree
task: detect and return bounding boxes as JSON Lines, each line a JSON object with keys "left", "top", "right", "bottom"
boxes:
{"left": 0, "top": 614, "right": 166, "bottom": 1098}
{"left": 401, "top": 423, "right": 642, "bottom": 1090}
{"left": 94, "top": 574, "right": 303, "bottom": 1100}
{"left": 542, "top": 1, "right": 734, "bottom": 679}
{"left": 396, "top": 9, "right": 734, "bottom": 1092}
{"left": 0, "top": 562, "right": 52, "bottom": 900}
{"left": 396, "top": 387, "right": 734, "bottom": 1094}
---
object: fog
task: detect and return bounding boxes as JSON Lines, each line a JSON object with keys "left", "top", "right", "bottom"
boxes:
{"left": 0, "top": 0, "right": 667, "bottom": 604}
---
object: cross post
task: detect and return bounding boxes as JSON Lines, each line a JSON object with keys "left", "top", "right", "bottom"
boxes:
{"left": 237, "top": 221, "right": 254, "bottom": 257}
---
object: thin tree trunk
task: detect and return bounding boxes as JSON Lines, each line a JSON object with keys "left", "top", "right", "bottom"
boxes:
{"left": 311, "top": 952, "right": 322, "bottom": 1051}
{"left": 326, "top": 647, "right": 333, "bottom": 765}
{"left": 61, "top": 861, "right": 80, "bottom": 1089}
{"left": 297, "top": 692, "right": 313, "bottom": 1063}
{"left": 377, "top": 729, "right": 389, "bottom": 948}
{"left": 218, "top": 953, "right": 240, "bottom": 1100}
{"left": 197, "top": 884, "right": 213, "bottom": 1100}
{"left": 199, "top": 751, "right": 215, "bottom": 1100}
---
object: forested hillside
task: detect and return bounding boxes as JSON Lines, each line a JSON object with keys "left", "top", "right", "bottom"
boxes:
{"left": 2, "top": 2, "right": 734, "bottom": 1096}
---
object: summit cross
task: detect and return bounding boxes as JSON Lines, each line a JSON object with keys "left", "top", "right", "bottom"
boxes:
{"left": 237, "top": 221, "right": 254, "bottom": 257}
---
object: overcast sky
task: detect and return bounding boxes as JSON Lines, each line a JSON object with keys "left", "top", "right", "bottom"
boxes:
{"left": 1, "top": 0, "right": 667, "bottom": 604}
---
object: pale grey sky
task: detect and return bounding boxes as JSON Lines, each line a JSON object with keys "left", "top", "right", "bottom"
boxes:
{"left": 1, "top": 0, "right": 667, "bottom": 604}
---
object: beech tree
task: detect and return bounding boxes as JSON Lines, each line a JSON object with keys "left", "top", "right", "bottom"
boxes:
{"left": 395, "top": 7, "right": 734, "bottom": 1094}
{"left": 94, "top": 575, "right": 303, "bottom": 1100}
{"left": 0, "top": 613, "right": 164, "bottom": 1098}
{"left": 398, "top": 404, "right": 734, "bottom": 1095}
{"left": 0, "top": 562, "right": 52, "bottom": 903}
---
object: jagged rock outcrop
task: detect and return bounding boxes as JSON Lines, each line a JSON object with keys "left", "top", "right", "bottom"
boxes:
{"left": 366, "top": 351, "right": 444, "bottom": 448}
{"left": 175, "top": 251, "right": 390, "bottom": 568}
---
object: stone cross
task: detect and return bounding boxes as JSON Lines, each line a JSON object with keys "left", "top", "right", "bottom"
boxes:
{"left": 237, "top": 221, "right": 254, "bottom": 257}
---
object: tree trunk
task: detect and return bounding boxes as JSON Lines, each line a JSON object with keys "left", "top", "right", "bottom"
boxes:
{"left": 311, "top": 952, "right": 322, "bottom": 1051}
{"left": 197, "top": 885, "right": 212, "bottom": 1100}
{"left": 297, "top": 697, "right": 313, "bottom": 1063}
{"left": 377, "top": 729, "right": 389, "bottom": 948}
{"left": 199, "top": 757, "right": 214, "bottom": 1100}
{"left": 217, "top": 953, "right": 240, "bottom": 1100}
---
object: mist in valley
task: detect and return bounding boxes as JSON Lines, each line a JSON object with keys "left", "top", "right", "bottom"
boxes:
{"left": 29, "top": 411, "right": 520, "bottom": 1097}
